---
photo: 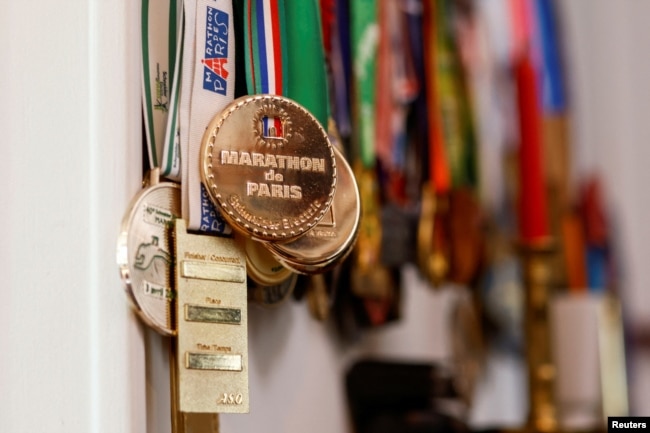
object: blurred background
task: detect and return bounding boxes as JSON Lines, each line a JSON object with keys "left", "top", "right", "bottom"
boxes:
{"left": 2, "top": 0, "right": 650, "bottom": 432}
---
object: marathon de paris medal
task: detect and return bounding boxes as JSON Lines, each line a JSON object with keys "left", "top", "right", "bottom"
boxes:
{"left": 117, "top": 169, "right": 180, "bottom": 336}
{"left": 264, "top": 145, "right": 360, "bottom": 274}
{"left": 201, "top": 94, "right": 337, "bottom": 242}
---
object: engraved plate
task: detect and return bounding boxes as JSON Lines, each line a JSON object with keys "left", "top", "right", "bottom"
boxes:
{"left": 186, "top": 305, "right": 241, "bottom": 324}
{"left": 187, "top": 353, "right": 243, "bottom": 371}
{"left": 200, "top": 94, "right": 337, "bottom": 242}
{"left": 264, "top": 146, "right": 360, "bottom": 273}
{"left": 181, "top": 261, "right": 246, "bottom": 283}
{"left": 117, "top": 171, "right": 180, "bottom": 335}
{"left": 175, "top": 219, "right": 249, "bottom": 413}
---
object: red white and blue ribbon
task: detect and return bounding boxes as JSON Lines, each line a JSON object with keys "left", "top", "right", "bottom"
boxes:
{"left": 244, "top": 0, "right": 287, "bottom": 96}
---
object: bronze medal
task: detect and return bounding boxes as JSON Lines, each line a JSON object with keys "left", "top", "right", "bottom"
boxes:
{"left": 117, "top": 170, "right": 180, "bottom": 336}
{"left": 263, "top": 146, "right": 360, "bottom": 274}
{"left": 448, "top": 187, "right": 483, "bottom": 285}
{"left": 201, "top": 95, "right": 337, "bottom": 242}
{"left": 416, "top": 186, "right": 450, "bottom": 287}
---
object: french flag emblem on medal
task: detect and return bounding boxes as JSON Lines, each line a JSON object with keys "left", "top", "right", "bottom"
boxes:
{"left": 262, "top": 116, "right": 283, "bottom": 138}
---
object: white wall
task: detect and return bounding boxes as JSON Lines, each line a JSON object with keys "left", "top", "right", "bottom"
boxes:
{"left": 558, "top": 0, "right": 650, "bottom": 325}
{"left": 0, "top": 2, "right": 145, "bottom": 432}
{"left": 557, "top": 0, "right": 650, "bottom": 415}
{"left": 221, "top": 267, "right": 460, "bottom": 432}
{"left": 2, "top": 1, "right": 649, "bottom": 432}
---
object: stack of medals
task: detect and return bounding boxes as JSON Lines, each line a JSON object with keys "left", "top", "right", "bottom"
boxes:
{"left": 117, "top": 0, "right": 360, "bottom": 431}
{"left": 200, "top": 93, "right": 360, "bottom": 300}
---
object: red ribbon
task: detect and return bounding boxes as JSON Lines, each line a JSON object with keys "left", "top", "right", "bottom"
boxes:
{"left": 516, "top": 55, "right": 549, "bottom": 242}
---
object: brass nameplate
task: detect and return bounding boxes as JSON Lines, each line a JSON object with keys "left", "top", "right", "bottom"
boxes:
{"left": 175, "top": 219, "right": 249, "bottom": 414}
{"left": 186, "top": 305, "right": 241, "bottom": 324}
{"left": 187, "top": 353, "right": 243, "bottom": 371}
{"left": 181, "top": 260, "right": 246, "bottom": 283}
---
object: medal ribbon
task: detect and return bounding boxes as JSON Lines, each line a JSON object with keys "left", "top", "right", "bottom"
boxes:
{"left": 516, "top": 54, "right": 548, "bottom": 242}
{"left": 243, "top": 0, "right": 288, "bottom": 138}
{"left": 422, "top": 0, "right": 450, "bottom": 194}
{"left": 374, "top": 0, "right": 418, "bottom": 176}
{"left": 244, "top": 0, "right": 288, "bottom": 95}
{"left": 161, "top": 5, "right": 184, "bottom": 180}
{"left": 535, "top": 0, "right": 565, "bottom": 113}
{"left": 243, "top": 0, "right": 329, "bottom": 129}
{"left": 434, "top": 0, "right": 477, "bottom": 190}
{"left": 141, "top": 0, "right": 183, "bottom": 175}
{"left": 350, "top": 0, "right": 378, "bottom": 168}
{"left": 179, "top": 0, "right": 235, "bottom": 235}
{"left": 285, "top": 0, "right": 329, "bottom": 128}
{"left": 330, "top": 0, "right": 352, "bottom": 138}
{"left": 374, "top": 0, "right": 391, "bottom": 170}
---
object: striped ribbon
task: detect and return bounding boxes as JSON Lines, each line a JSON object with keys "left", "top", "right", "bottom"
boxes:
{"left": 244, "top": 0, "right": 287, "bottom": 136}
{"left": 141, "top": 0, "right": 182, "bottom": 172}
{"left": 244, "top": 0, "right": 287, "bottom": 95}
{"left": 243, "top": 0, "right": 329, "bottom": 130}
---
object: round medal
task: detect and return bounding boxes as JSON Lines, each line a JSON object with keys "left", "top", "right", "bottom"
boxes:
{"left": 201, "top": 95, "right": 337, "bottom": 242}
{"left": 117, "top": 176, "right": 180, "bottom": 336}
{"left": 263, "top": 146, "right": 360, "bottom": 274}
{"left": 236, "top": 235, "right": 294, "bottom": 287}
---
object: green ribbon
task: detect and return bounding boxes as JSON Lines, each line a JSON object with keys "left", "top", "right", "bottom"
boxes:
{"left": 350, "top": 0, "right": 378, "bottom": 168}
{"left": 285, "top": 0, "right": 329, "bottom": 128}
{"left": 435, "top": 0, "right": 477, "bottom": 188}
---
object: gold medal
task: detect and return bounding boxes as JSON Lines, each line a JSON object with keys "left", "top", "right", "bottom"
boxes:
{"left": 117, "top": 169, "right": 180, "bottom": 336}
{"left": 350, "top": 165, "right": 396, "bottom": 300}
{"left": 429, "top": 194, "right": 450, "bottom": 286}
{"left": 201, "top": 95, "right": 337, "bottom": 242}
{"left": 417, "top": 185, "right": 435, "bottom": 278}
{"left": 416, "top": 187, "right": 450, "bottom": 287}
{"left": 448, "top": 187, "right": 483, "bottom": 285}
{"left": 263, "top": 146, "right": 360, "bottom": 274}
